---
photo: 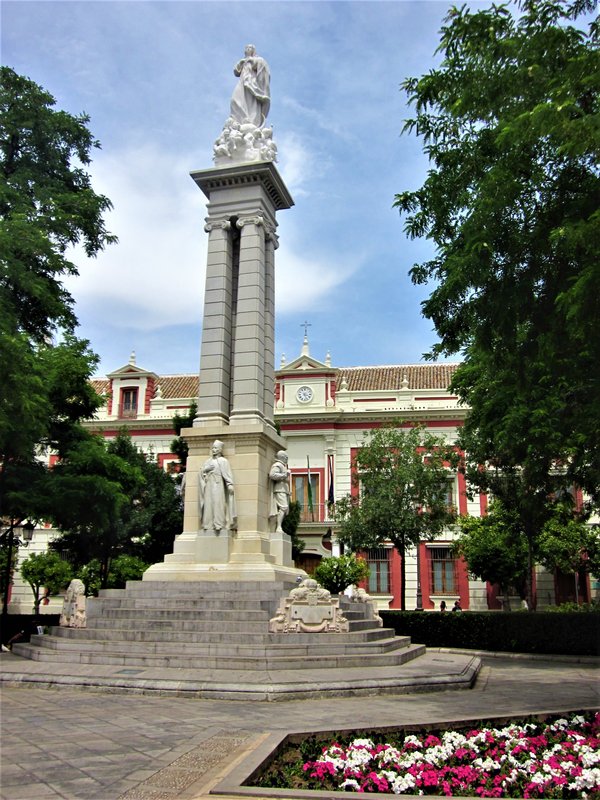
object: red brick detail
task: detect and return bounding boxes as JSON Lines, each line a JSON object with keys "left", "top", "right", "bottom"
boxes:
{"left": 145, "top": 377, "right": 155, "bottom": 414}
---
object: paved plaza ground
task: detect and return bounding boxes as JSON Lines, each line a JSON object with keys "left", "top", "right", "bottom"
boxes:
{"left": 1, "top": 652, "right": 598, "bottom": 800}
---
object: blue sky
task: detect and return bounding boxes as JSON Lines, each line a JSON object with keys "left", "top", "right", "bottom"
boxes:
{"left": 2, "top": 0, "right": 480, "bottom": 377}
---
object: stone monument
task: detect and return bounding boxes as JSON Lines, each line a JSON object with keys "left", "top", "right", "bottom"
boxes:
{"left": 144, "top": 46, "right": 300, "bottom": 582}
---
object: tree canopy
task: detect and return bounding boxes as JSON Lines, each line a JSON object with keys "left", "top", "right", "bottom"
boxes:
{"left": 335, "top": 423, "right": 459, "bottom": 609}
{"left": 0, "top": 67, "right": 116, "bottom": 522}
{"left": 49, "top": 431, "right": 182, "bottom": 587}
{"left": 20, "top": 551, "right": 73, "bottom": 613}
{"left": 395, "top": 1, "right": 600, "bottom": 507}
{"left": 454, "top": 500, "right": 531, "bottom": 603}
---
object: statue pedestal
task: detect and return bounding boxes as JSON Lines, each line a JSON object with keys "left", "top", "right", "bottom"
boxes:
{"left": 269, "top": 529, "right": 292, "bottom": 568}
{"left": 144, "top": 159, "right": 301, "bottom": 584}
{"left": 144, "top": 421, "right": 303, "bottom": 583}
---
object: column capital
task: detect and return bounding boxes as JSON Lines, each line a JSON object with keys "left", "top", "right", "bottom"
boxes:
{"left": 266, "top": 225, "right": 279, "bottom": 249}
{"left": 236, "top": 214, "right": 265, "bottom": 230}
{"left": 204, "top": 217, "right": 232, "bottom": 233}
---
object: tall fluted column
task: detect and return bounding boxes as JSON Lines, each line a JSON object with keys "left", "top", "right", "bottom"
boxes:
{"left": 263, "top": 226, "right": 277, "bottom": 426}
{"left": 230, "top": 214, "right": 267, "bottom": 423}
{"left": 196, "top": 219, "right": 233, "bottom": 424}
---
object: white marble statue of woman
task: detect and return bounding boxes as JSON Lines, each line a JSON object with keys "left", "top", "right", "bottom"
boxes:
{"left": 198, "top": 440, "right": 237, "bottom": 532}
{"left": 230, "top": 44, "right": 270, "bottom": 127}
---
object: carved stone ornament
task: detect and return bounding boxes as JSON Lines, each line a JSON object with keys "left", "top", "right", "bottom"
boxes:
{"left": 348, "top": 586, "right": 384, "bottom": 627}
{"left": 59, "top": 579, "right": 87, "bottom": 628}
{"left": 204, "top": 218, "right": 232, "bottom": 234}
{"left": 269, "top": 578, "right": 350, "bottom": 633}
{"left": 213, "top": 118, "right": 278, "bottom": 166}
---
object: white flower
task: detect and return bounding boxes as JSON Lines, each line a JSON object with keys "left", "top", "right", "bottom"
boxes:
{"left": 442, "top": 730, "right": 468, "bottom": 748}
{"left": 581, "top": 747, "right": 600, "bottom": 768}
{"left": 390, "top": 772, "right": 417, "bottom": 794}
{"left": 340, "top": 778, "right": 360, "bottom": 791}
{"left": 346, "top": 748, "right": 373, "bottom": 768}
{"left": 530, "top": 772, "right": 547, "bottom": 785}
{"left": 377, "top": 747, "right": 403, "bottom": 765}
{"left": 403, "top": 735, "right": 423, "bottom": 748}
{"left": 351, "top": 738, "right": 374, "bottom": 749}
{"left": 474, "top": 756, "right": 502, "bottom": 771}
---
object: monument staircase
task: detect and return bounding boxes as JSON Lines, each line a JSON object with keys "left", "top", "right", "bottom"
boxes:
{"left": 15, "top": 580, "right": 424, "bottom": 670}
{"left": 8, "top": 580, "right": 480, "bottom": 700}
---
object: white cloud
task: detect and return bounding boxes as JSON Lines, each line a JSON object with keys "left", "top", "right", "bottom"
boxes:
{"left": 65, "top": 144, "right": 207, "bottom": 330}
{"left": 277, "top": 132, "right": 331, "bottom": 198}
{"left": 65, "top": 141, "right": 354, "bottom": 330}
{"left": 275, "top": 245, "right": 360, "bottom": 313}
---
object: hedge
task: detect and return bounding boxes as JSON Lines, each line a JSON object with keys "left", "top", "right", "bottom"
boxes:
{"left": 379, "top": 611, "right": 600, "bottom": 656}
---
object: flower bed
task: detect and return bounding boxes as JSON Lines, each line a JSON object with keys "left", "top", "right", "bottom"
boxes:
{"left": 255, "top": 712, "right": 600, "bottom": 798}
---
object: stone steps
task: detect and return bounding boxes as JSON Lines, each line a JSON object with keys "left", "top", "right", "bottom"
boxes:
{"left": 25, "top": 632, "right": 411, "bottom": 657}
{"left": 13, "top": 579, "right": 426, "bottom": 677}
{"left": 15, "top": 639, "right": 425, "bottom": 670}
{"left": 51, "top": 625, "right": 394, "bottom": 645}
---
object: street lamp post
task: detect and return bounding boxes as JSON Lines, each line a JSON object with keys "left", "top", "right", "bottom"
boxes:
{"left": 1, "top": 520, "right": 16, "bottom": 618}
{"left": 1, "top": 519, "right": 33, "bottom": 618}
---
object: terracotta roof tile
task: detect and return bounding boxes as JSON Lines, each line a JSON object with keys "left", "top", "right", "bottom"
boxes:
{"left": 92, "top": 365, "right": 459, "bottom": 401}
{"left": 338, "top": 364, "right": 460, "bottom": 392}
{"left": 90, "top": 379, "right": 110, "bottom": 395}
{"left": 157, "top": 375, "right": 199, "bottom": 399}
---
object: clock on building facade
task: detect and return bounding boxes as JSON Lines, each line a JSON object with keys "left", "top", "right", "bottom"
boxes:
{"left": 296, "top": 385, "right": 314, "bottom": 403}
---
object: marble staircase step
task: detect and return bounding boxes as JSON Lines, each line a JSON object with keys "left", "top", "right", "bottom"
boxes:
{"left": 14, "top": 641, "right": 425, "bottom": 670}
{"left": 49, "top": 627, "right": 398, "bottom": 649}
{"left": 26, "top": 633, "right": 411, "bottom": 657}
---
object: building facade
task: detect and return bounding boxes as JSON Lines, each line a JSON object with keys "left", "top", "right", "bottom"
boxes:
{"left": 7, "top": 343, "right": 597, "bottom": 613}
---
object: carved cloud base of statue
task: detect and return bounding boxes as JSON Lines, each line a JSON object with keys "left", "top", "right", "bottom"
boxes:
{"left": 213, "top": 119, "right": 277, "bottom": 166}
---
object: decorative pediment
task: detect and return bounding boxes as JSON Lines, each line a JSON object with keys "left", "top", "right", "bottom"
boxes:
{"left": 107, "top": 351, "right": 158, "bottom": 381}
{"left": 276, "top": 336, "right": 337, "bottom": 376}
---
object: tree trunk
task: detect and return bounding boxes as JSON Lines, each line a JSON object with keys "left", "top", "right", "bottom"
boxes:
{"left": 526, "top": 532, "right": 536, "bottom": 611}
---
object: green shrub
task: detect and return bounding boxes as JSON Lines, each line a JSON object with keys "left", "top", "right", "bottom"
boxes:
{"left": 380, "top": 611, "right": 600, "bottom": 656}
{"left": 314, "top": 554, "right": 370, "bottom": 594}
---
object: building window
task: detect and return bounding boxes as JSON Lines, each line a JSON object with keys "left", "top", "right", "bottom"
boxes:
{"left": 366, "top": 547, "right": 391, "bottom": 594}
{"left": 119, "top": 388, "right": 138, "bottom": 418}
{"left": 433, "top": 478, "right": 455, "bottom": 511}
{"left": 429, "top": 546, "right": 458, "bottom": 595}
{"left": 292, "top": 474, "right": 320, "bottom": 522}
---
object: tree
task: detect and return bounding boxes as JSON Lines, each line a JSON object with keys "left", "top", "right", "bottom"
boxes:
{"left": 49, "top": 431, "right": 182, "bottom": 586}
{"left": 170, "top": 402, "right": 197, "bottom": 471}
{"left": 0, "top": 67, "right": 115, "bottom": 522}
{"left": 335, "top": 423, "right": 459, "bottom": 610}
{"left": 395, "top": 2, "right": 600, "bottom": 511}
{"left": 46, "top": 434, "right": 137, "bottom": 588}
{"left": 537, "top": 503, "right": 600, "bottom": 603}
{"left": 282, "top": 500, "right": 306, "bottom": 562}
{"left": 109, "top": 432, "right": 183, "bottom": 565}
{"left": 20, "top": 551, "right": 73, "bottom": 613}
{"left": 314, "top": 553, "right": 370, "bottom": 595}
{"left": 454, "top": 500, "right": 531, "bottom": 607}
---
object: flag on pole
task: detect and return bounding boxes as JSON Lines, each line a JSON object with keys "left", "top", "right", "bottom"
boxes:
{"left": 327, "top": 454, "right": 335, "bottom": 510}
{"left": 307, "top": 456, "right": 314, "bottom": 520}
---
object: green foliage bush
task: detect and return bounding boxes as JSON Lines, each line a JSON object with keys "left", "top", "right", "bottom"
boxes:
{"left": 379, "top": 611, "right": 600, "bottom": 657}
{"left": 314, "top": 554, "right": 370, "bottom": 594}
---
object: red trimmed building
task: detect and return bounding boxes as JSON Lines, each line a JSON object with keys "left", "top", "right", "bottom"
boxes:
{"left": 7, "top": 343, "right": 597, "bottom": 613}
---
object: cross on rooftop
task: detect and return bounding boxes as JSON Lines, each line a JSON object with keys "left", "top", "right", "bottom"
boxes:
{"left": 301, "top": 320, "right": 312, "bottom": 338}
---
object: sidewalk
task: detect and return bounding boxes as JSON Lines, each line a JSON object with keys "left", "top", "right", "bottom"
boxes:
{"left": 1, "top": 652, "right": 599, "bottom": 800}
